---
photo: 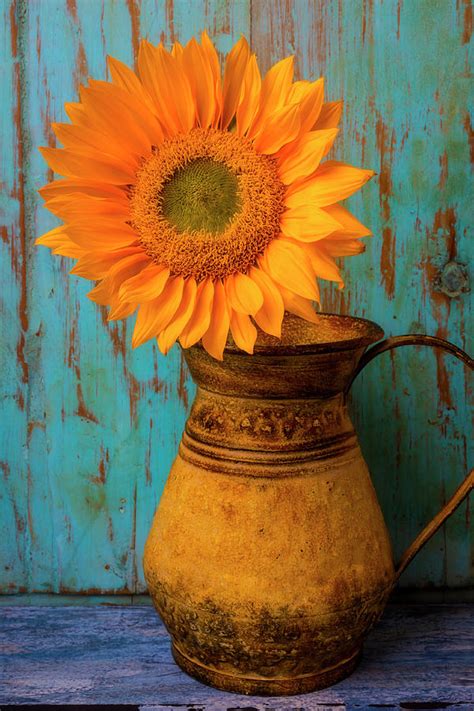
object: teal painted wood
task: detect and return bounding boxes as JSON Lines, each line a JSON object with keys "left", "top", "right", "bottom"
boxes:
{"left": 0, "top": 0, "right": 472, "bottom": 595}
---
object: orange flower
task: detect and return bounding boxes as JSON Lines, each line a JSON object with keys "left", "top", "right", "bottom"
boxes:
{"left": 37, "top": 33, "right": 373, "bottom": 360}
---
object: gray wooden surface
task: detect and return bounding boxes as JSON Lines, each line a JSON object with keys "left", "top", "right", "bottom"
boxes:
{"left": 0, "top": 604, "right": 473, "bottom": 708}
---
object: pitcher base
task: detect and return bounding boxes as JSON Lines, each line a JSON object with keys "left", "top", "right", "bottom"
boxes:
{"left": 171, "top": 642, "right": 361, "bottom": 696}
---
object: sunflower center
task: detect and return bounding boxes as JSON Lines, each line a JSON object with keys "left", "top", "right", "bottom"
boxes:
{"left": 161, "top": 158, "right": 240, "bottom": 235}
{"left": 130, "top": 128, "right": 285, "bottom": 282}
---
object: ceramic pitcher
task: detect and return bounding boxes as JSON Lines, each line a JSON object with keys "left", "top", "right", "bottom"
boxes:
{"left": 144, "top": 313, "right": 473, "bottom": 696}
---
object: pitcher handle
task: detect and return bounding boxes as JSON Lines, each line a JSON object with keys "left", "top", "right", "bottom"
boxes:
{"left": 349, "top": 334, "right": 474, "bottom": 581}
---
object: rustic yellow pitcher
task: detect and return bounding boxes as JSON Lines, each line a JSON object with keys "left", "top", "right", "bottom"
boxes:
{"left": 144, "top": 313, "right": 473, "bottom": 696}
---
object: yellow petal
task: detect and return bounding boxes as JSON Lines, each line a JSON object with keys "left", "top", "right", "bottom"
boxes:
{"left": 119, "top": 263, "right": 170, "bottom": 303}
{"left": 290, "top": 160, "right": 375, "bottom": 207}
{"left": 279, "top": 284, "right": 319, "bottom": 323}
{"left": 35, "top": 226, "right": 86, "bottom": 258}
{"left": 108, "top": 298, "right": 137, "bottom": 321}
{"left": 321, "top": 238, "right": 366, "bottom": 256}
{"left": 201, "top": 31, "right": 222, "bottom": 125}
{"left": 107, "top": 55, "right": 160, "bottom": 118}
{"left": 88, "top": 253, "right": 150, "bottom": 306}
{"left": 39, "top": 147, "right": 135, "bottom": 184}
{"left": 51, "top": 122, "right": 137, "bottom": 169}
{"left": 225, "top": 272, "right": 264, "bottom": 315}
{"left": 314, "top": 100, "right": 343, "bottom": 129}
{"left": 249, "top": 266, "right": 284, "bottom": 338}
{"left": 236, "top": 53, "right": 261, "bottom": 136}
{"left": 262, "top": 238, "right": 319, "bottom": 301}
{"left": 157, "top": 277, "right": 198, "bottom": 354}
{"left": 138, "top": 40, "right": 195, "bottom": 135}
{"left": 288, "top": 77, "right": 324, "bottom": 135}
{"left": 306, "top": 243, "right": 344, "bottom": 286}
{"left": 39, "top": 179, "right": 125, "bottom": 201}
{"left": 66, "top": 219, "right": 138, "bottom": 249}
{"left": 277, "top": 129, "right": 338, "bottom": 185}
{"left": 171, "top": 41, "right": 184, "bottom": 60}
{"left": 280, "top": 205, "right": 342, "bottom": 242}
{"left": 64, "top": 101, "right": 88, "bottom": 127}
{"left": 248, "top": 56, "right": 294, "bottom": 137}
{"left": 80, "top": 81, "right": 162, "bottom": 156}
{"left": 182, "top": 37, "right": 215, "bottom": 128}
{"left": 230, "top": 311, "right": 257, "bottom": 354}
{"left": 253, "top": 103, "right": 301, "bottom": 155}
{"left": 132, "top": 276, "right": 185, "bottom": 348}
{"left": 221, "top": 36, "right": 251, "bottom": 129}
{"left": 202, "top": 280, "right": 230, "bottom": 360}
{"left": 323, "top": 203, "right": 372, "bottom": 238}
{"left": 179, "top": 279, "right": 215, "bottom": 348}
{"left": 71, "top": 246, "right": 145, "bottom": 279}
{"left": 44, "top": 193, "right": 129, "bottom": 221}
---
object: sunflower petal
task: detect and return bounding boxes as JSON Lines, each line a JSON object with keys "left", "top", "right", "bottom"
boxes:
{"left": 119, "top": 263, "right": 170, "bottom": 303}
{"left": 39, "top": 147, "right": 135, "bottom": 184}
{"left": 71, "top": 246, "right": 145, "bottom": 279}
{"left": 44, "top": 193, "right": 129, "bottom": 221}
{"left": 38, "top": 179, "right": 125, "bottom": 201}
{"left": 179, "top": 279, "right": 215, "bottom": 348}
{"left": 236, "top": 53, "right": 261, "bottom": 136}
{"left": 249, "top": 266, "right": 284, "bottom": 337}
{"left": 314, "top": 100, "right": 343, "bottom": 129}
{"left": 278, "top": 129, "right": 338, "bottom": 185}
{"left": 253, "top": 103, "right": 301, "bottom": 155}
{"left": 306, "top": 243, "right": 344, "bottom": 286}
{"left": 202, "top": 280, "right": 230, "bottom": 360}
{"left": 138, "top": 40, "right": 195, "bottom": 135}
{"left": 221, "top": 36, "right": 251, "bottom": 129}
{"left": 279, "top": 285, "right": 319, "bottom": 322}
{"left": 157, "top": 277, "right": 198, "bottom": 354}
{"left": 132, "top": 276, "right": 185, "bottom": 348}
{"left": 88, "top": 253, "right": 150, "bottom": 306}
{"left": 262, "top": 238, "right": 319, "bottom": 300}
{"left": 321, "top": 238, "right": 366, "bottom": 256}
{"left": 229, "top": 311, "right": 257, "bottom": 354}
{"left": 225, "top": 272, "right": 264, "bottom": 315}
{"left": 66, "top": 219, "right": 138, "bottom": 249}
{"left": 80, "top": 81, "right": 162, "bottom": 155}
{"left": 201, "top": 31, "right": 222, "bottom": 125}
{"left": 108, "top": 298, "right": 137, "bottom": 321}
{"left": 171, "top": 41, "right": 184, "bottom": 60}
{"left": 289, "top": 77, "right": 324, "bottom": 135}
{"left": 51, "top": 122, "right": 137, "bottom": 168}
{"left": 290, "top": 160, "right": 375, "bottom": 206}
{"left": 35, "top": 226, "right": 86, "bottom": 258}
{"left": 182, "top": 37, "right": 215, "bottom": 128}
{"left": 323, "top": 203, "right": 372, "bottom": 238}
{"left": 248, "top": 56, "right": 294, "bottom": 137}
{"left": 280, "top": 205, "right": 342, "bottom": 242}
{"left": 107, "top": 55, "right": 159, "bottom": 117}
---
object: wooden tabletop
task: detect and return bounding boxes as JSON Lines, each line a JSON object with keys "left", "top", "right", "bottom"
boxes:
{"left": 0, "top": 603, "right": 473, "bottom": 708}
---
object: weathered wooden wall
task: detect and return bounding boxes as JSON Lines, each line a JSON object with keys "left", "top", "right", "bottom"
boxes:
{"left": 1, "top": 0, "right": 472, "bottom": 596}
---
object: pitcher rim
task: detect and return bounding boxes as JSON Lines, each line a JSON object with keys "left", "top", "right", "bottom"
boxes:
{"left": 191, "top": 312, "right": 385, "bottom": 358}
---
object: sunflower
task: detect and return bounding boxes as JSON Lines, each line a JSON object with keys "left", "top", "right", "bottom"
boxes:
{"left": 37, "top": 33, "right": 373, "bottom": 360}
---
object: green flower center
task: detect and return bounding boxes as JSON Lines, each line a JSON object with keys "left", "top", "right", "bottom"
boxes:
{"left": 161, "top": 158, "right": 241, "bottom": 235}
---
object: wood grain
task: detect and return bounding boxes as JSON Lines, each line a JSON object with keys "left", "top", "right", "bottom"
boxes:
{"left": 0, "top": 604, "right": 473, "bottom": 706}
{"left": 0, "top": 0, "right": 472, "bottom": 594}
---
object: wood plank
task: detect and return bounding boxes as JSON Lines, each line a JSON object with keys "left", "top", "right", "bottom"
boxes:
{"left": 0, "top": 604, "right": 473, "bottom": 706}
{"left": 0, "top": 0, "right": 31, "bottom": 594}
{"left": 250, "top": 0, "right": 473, "bottom": 589}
